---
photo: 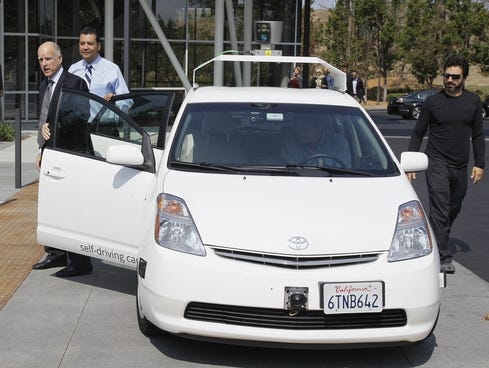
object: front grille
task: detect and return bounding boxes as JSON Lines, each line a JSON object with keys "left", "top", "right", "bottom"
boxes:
{"left": 185, "top": 302, "right": 407, "bottom": 330}
{"left": 211, "top": 247, "right": 380, "bottom": 269}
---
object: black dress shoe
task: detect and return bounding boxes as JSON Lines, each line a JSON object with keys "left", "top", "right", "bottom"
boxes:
{"left": 55, "top": 264, "right": 93, "bottom": 278}
{"left": 33, "top": 258, "right": 67, "bottom": 270}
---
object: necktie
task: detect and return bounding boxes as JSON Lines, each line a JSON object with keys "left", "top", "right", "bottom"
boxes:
{"left": 39, "top": 79, "right": 54, "bottom": 124}
{"left": 85, "top": 65, "right": 93, "bottom": 86}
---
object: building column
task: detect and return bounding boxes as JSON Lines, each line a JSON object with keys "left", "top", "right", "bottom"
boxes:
{"left": 213, "top": 0, "right": 225, "bottom": 86}
{"left": 225, "top": 0, "right": 242, "bottom": 86}
{"left": 243, "top": 0, "right": 253, "bottom": 86}
{"left": 104, "top": 0, "right": 114, "bottom": 61}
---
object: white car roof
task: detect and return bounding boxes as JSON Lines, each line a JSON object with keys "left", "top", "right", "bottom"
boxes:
{"left": 193, "top": 54, "right": 347, "bottom": 92}
{"left": 186, "top": 86, "right": 359, "bottom": 108}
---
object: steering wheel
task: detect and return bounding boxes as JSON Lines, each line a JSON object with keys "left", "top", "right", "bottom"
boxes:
{"left": 300, "top": 153, "right": 346, "bottom": 168}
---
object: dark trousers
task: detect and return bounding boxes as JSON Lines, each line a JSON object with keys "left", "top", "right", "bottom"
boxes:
{"left": 43, "top": 247, "right": 90, "bottom": 268}
{"left": 426, "top": 159, "right": 468, "bottom": 264}
{"left": 44, "top": 246, "right": 67, "bottom": 261}
{"left": 68, "top": 252, "right": 92, "bottom": 268}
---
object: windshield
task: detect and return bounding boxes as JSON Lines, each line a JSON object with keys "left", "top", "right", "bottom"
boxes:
{"left": 169, "top": 103, "right": 398, "bottom": 177}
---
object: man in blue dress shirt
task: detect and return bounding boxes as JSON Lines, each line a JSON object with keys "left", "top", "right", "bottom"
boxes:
{"left": 69, "top": 26, "right": 130, "bottom": 107}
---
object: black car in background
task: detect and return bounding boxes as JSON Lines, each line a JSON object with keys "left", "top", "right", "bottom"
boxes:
{"left": 387, "top": 89, "right": 438, "bottom": 120}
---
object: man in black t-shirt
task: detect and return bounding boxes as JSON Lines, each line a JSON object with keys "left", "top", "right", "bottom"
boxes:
{"left": 407, "top": 55, "right": 485, "bottom": 274}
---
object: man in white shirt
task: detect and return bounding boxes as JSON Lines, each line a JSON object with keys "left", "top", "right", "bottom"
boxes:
{"left": 347, "top": 70, "right": 365, "bottom": 104}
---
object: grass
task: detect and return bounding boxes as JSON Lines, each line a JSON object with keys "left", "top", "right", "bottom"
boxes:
{"left": 0, "top": 121, "right": 15, "bottom": 142}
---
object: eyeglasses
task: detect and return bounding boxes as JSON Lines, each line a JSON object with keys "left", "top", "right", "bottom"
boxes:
{"left": 443, "top": 73, "right": 462, "bottom": 80}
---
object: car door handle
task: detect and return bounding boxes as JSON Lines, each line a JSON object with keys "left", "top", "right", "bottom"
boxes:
{"left": 43, "top": 167, "right": 66, "bottom": 179}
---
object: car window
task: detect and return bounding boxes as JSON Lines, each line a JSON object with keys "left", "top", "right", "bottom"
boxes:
{"left": 419, "top": 90, "right": 437, "bottom": 99}
{"left": 113, "top": 92, "right": 175, "bottom": 148}
{"left": 53, "top": 90, "right": 144, "bottom": 161}
{"left": 169, "top": 103, "right": 398, "bottom": 177}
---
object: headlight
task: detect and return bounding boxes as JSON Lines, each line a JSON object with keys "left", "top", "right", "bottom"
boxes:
{"left": 387, "top": 200, "right": 433, "bottom": 262}
{"left": 154, "top": 193, "right": 205, "bottom": 256}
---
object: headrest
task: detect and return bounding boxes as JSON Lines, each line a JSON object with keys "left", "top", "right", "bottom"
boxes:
{"left": 201, "top": 111, "right": 232, "bottom": 135}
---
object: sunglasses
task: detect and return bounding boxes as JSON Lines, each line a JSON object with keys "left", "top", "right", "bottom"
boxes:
{"left": 443, "top": 73, "right": 462, "bottom": 80}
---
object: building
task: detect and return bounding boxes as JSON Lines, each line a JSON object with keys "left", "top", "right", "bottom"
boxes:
{"left": 0, "top": 0, "right": 308, "bottom": 123}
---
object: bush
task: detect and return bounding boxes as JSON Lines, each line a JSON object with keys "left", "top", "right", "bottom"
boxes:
{"left": 0, "top": 121, "right": 15, "bottom": 142}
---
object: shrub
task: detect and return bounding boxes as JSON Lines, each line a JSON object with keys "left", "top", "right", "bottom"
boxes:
{"left": 0, "top": 121, "right": 15, "bottom": 142}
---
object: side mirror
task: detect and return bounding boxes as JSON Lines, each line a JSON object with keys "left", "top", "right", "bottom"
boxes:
{"left": 400, "top": 152, "right": 428, "bottom": 172}
{"left": 106, "top": 145, "right": 144, "bottom": 166}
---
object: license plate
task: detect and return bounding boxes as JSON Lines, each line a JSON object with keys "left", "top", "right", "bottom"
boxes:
{"left": 323, "top": 281, "right": 383, "bottom": 314}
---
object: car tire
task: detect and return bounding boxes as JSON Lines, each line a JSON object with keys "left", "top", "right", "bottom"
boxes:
{"left": 482, "top": 109, "right": 486, "bottom": 120}
{"left": 411, "top": 106, "right": 422, "bottom": 120}
{"left": 136, "top": 284, "right": 162, "bottom": 337}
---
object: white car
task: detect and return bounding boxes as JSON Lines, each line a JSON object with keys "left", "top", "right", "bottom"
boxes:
{"left": 38, "top": 56, "right": 444, "bottom": 348}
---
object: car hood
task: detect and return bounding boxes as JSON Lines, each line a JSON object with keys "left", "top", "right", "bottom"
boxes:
{"left": 163, "top": 171, "right": 420, "bottom": 255}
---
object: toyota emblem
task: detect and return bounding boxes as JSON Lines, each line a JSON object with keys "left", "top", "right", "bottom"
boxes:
{"left": 288, "top": 236, "right": 309, "bottom": 250}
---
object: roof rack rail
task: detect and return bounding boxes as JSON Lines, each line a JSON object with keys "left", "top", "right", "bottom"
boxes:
{"left": 192, "top": 53, "right": 346, "bottom": 93}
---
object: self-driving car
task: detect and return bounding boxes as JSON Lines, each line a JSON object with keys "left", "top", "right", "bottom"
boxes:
{"left": 37, "top": 55, "right": 444, "bottom": 348}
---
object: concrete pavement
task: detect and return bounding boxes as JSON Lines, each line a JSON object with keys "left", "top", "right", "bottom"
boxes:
{"left": 0, "top": 131, "right": 39, "bottom": 205}
{"left": 0, "top": 130, "right": 488, "bottom": 367}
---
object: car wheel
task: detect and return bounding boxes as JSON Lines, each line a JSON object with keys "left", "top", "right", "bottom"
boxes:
{"left": 136, "top": 283, "right": 162, "bottom": 337}
{"left": 411, "top": 106, "right": 422, "bottom": 120}
{"left": 482, "top": 109, "right": 486, "bottom": 120}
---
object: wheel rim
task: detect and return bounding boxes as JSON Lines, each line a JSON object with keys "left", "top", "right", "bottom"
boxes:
{"left": 412, "top": 107, "right": 421, "bottom": 119}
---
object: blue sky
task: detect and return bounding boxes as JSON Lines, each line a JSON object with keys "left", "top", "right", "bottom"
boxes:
{"left": 311, "top": 0, "right": 336, "bottom": 9}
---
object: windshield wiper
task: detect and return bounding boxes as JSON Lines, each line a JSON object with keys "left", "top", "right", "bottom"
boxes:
{"left": 285, "top": 164, "right": 374, "bottom": 177}
{"left": 170, "top": 161, "right": 374, "bottom": 176}
{"left": 169, "top": 161, "right": 245, "bottom": 173}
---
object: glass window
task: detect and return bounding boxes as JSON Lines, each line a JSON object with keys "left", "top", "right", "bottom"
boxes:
{"left": 28, "top": 37, "right": 40, "bottom": 91}
{"left": 170, "top": 103, "right": 397, "bottom": 176}
{"left": 57, "top": 0, "right": 105, "bottom": 37}
{"left": 28, "top": 93, "right": 39, "bottom": 120}
{"left": 187, "top": 2, "right": 215, "bottom": 41}
{"left": 54, "top": 90, "right": 143, "bottom": 159}
{"left": 37, "top": 0, "right": 53, "bottom": 35}
{"left": 115, "top": 92, "right": 174, "bottom": 147}
{"left": 130, "top": 41, "right": 185, "bottom": 88}
{"left": 4, "top": 0, "right": 26, "bottom": 32}
{"left": 58, "top": 39, "right": 81, "bottom": 68}
{"left": 4, "top": 37, "right": 26, "bottom": 91}
{"left": 188, "top": 44, "right": 214, "bottom": 85}
{"left": 131, "top": 0, "right": 186, "bottom": 40}
{"left": 3, "top": 95, "right": 20, "bottom": 121}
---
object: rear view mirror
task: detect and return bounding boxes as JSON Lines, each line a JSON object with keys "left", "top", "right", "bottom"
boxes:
{"left": 400, "top": 151, "right": 428, "bottom": 172}
{"left": 106, "top": 145, "right": 144, "bottom": 166}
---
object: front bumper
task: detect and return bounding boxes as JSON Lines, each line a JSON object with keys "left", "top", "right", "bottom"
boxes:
{"left": 138, "top": 245, "right": 441, "bottom": 346}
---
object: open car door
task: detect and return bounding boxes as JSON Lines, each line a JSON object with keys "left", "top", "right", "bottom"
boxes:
{"left": 37, "top": 89, "right": 174, "bottom": 270}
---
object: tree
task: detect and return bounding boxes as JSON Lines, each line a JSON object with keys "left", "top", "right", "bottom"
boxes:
{"left": 314, "top": 0, "right": 489, "bottom": 90}
{"left": 320, "top": 0, "right": 351, "bottom": 66}
{"left": 320, "top": 0, "right": 399, "bottom": 101}
{"left": 353, "top": 0, "right": 399, "bottom": 101}
{"left": 396, "top": 0, "right": 442, "bottom": 87}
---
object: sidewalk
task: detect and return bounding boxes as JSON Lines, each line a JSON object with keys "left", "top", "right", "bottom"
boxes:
{"left": 0, "top": 133, "right": 43, "bottom": 310}
{"left": 0, "top": 132, "right": 39, "bottom": 205}
{"left": 0, "top": 130, "right": 488, "bottom": 367}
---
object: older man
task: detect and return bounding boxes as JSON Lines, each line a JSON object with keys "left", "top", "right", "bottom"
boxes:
{"left": 33, "top": 41, "right": 93, "bottom": 277}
